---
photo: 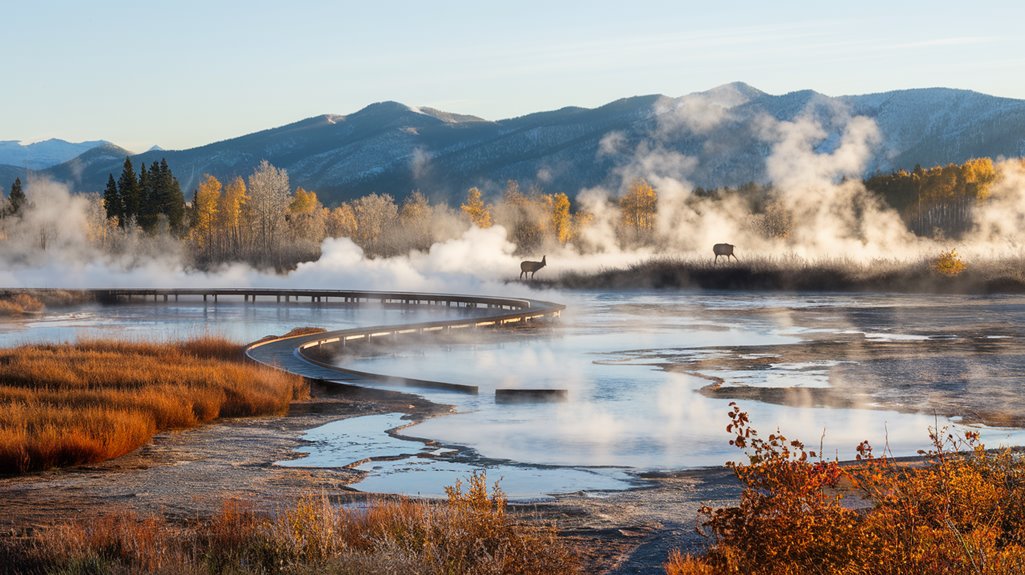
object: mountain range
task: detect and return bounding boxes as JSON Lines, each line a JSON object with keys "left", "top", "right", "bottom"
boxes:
{"left": 4, "top": 83, "right": 1025, "bottom": 206}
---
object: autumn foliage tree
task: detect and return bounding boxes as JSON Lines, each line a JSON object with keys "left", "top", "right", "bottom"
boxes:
{"left": 461, "top": 186, "right": 493, "bottom": 228}
{"left": 217, "top": 176, "right": 248, "bottom": 259}
{"left": 326, "top": 202, "right": 358, "bottom": 240}
{"left": 619, "top": 179, "right": 657, "bottom": 245}
{"left": 285, "top": 187, "right": 328, "bottom": 261}
{"left": 865, "top": 158, "right": 998, "bottom": 238}
{"left": 547, "top": 192, "right": 573, "bottom": 245}
{"left": 189, "top": 174, "right": 221, "bottom": 259}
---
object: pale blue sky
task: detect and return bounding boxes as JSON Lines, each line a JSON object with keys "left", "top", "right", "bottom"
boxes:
{"left": 8, "top": 1, "right": 1025, "bottom": 151}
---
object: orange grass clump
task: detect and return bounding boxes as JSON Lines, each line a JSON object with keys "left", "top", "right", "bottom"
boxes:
{"left": 667, "top": 402, "right": 1025, "bottom": 575}
{"left": 0, "top": 293, "right": 45, "bottom": 316}
{"left": 0, "top": 337, "right": 308, "bottom": 474}
{"left": 0, "top": 474, "right": 581, "bottom": 575}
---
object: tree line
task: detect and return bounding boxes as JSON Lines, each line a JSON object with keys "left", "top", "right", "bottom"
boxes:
{"left": 0, "top": 156, "right": 1013, "bottom": 268}
{"left": 864, "top": 158, "right": 997, "bottom": 238}
{"left": 103, "top": 158, "right": 187, "bottom": 234}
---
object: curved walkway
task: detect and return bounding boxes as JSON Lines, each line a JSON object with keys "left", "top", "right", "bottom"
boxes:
{"left": 244, "top": 291, "right": 565, "bottom": 395}
{"left": 88, "top": 288, "right": 565, "bottom": 395}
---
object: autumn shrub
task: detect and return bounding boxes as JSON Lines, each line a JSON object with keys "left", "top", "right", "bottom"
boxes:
{"left": 0, "top": 475, "right": 580, "bottom": 575}
{"left": 0, "top": 338, "right": 308, "bottom": 474}
{"left": 932, "top": 248, "right": 968, "bottom": 276}
{"left": 668, "top": 402, "right": 1025, "bottom": 574}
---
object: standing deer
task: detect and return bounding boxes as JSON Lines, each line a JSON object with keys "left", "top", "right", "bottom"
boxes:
{"left": 519, "top": 255, "right": 547, "bottom": 280}
{"left": 713, "top": 243, "right": 737, "bottom": 264}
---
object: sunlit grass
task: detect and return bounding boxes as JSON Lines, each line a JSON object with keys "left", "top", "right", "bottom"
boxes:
{"left": 0, "top": 474, "right": 581, "bottom": 575}
{"left": 0, "top": 293, "right": 45, "bottom": 316}
{"left": 0, "top": 336, "right": 308, "bottom": 474}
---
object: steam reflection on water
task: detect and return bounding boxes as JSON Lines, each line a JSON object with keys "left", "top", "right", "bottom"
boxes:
{"left": 6, "top": 291, "right": 1025, "bottom": 499}
{"left": 331, "top": 291, "right": 1025, "bottom": 487}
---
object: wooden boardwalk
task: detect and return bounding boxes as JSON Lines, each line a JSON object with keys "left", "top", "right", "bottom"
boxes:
{"left": 80, "top": 288, "right": 565, "bottom": 396}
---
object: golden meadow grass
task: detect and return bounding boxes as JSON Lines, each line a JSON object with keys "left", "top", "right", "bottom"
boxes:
{"left": 0, "top": 474, "right": 580, "bottom": 575}
{"left": 0, "top": 336, "right": 308, "bottom": 474}
{"left": 0, "top": 293, "right": 45, "bottom": 316}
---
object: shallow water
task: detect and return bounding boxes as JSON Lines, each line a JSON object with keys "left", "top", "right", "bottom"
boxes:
{"left": 7, "top": 291, "right": 1025, "bottom": 499}
{"left": 323, "top": 291, "right": 1025, "bottom": 493}
{"left": 0, "top": 299, "right": 486, "bottom": 347}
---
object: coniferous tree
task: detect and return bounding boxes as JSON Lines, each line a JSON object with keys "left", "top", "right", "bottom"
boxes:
{"left": 102, "top": 174, "right": 123, "bottom": 226}
{"left": 8, "top": 177, "right": 25, "bottom": 215}
{"left": 118, "top": 158, "right": 141, "bottom": 225}
{"left": 137, "top": 162, "right": 158, "bottom": 231}
{"left": 158, "top": 159, "right": 186, "bottom": 233}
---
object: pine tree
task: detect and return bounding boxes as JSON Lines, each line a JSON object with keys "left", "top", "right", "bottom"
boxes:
{"left": 137, "top": 162, "right": 158, "bottom": 231}
{"left": 118, "top": 158, "right": 141, "bottom": 225}
{"left": 158, "top": 159, "right": 186, "bottom": 233}
{"left": 102, "top": 174, "right": 123, "bottom": 226}
{"left": 8, "top": 177, "right": 25, "bottom": 215}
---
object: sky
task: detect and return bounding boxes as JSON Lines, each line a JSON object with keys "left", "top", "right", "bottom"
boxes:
{"left": 8, "top": 0, "right": 1025, "bottom": 152}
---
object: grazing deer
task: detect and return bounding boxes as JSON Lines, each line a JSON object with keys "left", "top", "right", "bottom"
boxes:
{"left": 713, "top": 243, "right": 737, "bottom": 264}
{"left": 519, "top": 255, "right": 547, "bottom": 280}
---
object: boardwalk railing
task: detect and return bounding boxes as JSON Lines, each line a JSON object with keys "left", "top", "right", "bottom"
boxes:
{"left": 78, "top": 288, "right": 565, "bottom": 396}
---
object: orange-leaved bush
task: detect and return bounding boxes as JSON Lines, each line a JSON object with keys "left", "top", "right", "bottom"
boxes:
{"left": 667, "top": 402, "right": 1025, "bottom": 574}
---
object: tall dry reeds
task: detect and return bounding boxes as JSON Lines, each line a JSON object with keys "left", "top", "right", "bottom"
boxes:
{"left": 0, "top": 337, "right": 307, "bottom": 474}
{"left": 0, "top": 474, "right": 581, "bottom": 575}
{"left": 0, "top": 293, "right": 45, "bottom": 316}
{"left": 550, "top": 254, "right": 1025, "bottom": 294}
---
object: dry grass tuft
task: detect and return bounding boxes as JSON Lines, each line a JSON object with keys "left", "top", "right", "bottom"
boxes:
{"left": 0, "top": 337, "right": 308, "bottom": 474}
{"left": 0, "top": 293, "right": 45, "bottom": 316}
{"left": 0, "top": 474, "right": 581, "bottom": 575}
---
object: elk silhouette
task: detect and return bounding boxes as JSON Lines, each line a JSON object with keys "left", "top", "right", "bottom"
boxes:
{"left": 713, "top": 243, "right": 737, "bottom": 263}
{"left": 519, "top": 255, "right": 547, "bottom": 280}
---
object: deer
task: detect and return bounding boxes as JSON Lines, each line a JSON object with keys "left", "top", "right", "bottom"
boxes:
{"left": 713, "top": 243, "right": 737, "bottom": 264}
{"left": 519, "top": 255, "right": 547, "bottom": 280}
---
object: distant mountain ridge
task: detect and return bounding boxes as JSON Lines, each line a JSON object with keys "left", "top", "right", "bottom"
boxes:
{"left": 0, "top": 138, "right": 112, "bottom": 170}
{"left": 7, "top": 84, "right": 1025, "bottom": 205}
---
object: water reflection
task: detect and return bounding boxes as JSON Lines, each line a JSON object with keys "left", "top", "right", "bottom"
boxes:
{"left": 7, "top": 291, "right": 1025, "bottom": 499}
{"left": 0, "top": 300, "right": 483, "bottom": 347}
{"left": 333, "top": 291, "right": 1025, "bottom": 476}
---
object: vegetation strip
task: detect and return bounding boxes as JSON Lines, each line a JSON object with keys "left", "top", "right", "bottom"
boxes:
{"left": 0, "top": 475, "right": 581, "bottom": 575}
{"left": 0, "top": 337, "right": 307, "bottom": 474}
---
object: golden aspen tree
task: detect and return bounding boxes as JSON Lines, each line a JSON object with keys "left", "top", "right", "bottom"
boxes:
{"left": 289, "top": 187, "right": 319, "bottom": 214}
{"left": 287, "top": 187, "right": 327, "bottom": 258}
{"left": 619, "top": 179, "right": 657, "bottom": 244}
{"left": 547, "top": 192, "right": 572, "bottom": 244}
{"left": 461, "top": 187, "right": 492, "bottom": 228}
{"left": 961, "top": 157, "right": 996, "bottom": 200}
{"left": 191, "top": 174, "right": 221, "bottom": 254}
{"left": 327, "top": 203, "right": 358, "bottom": 239}
{"left": 218, "top": 176, "right": 247, "bottom": 259}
